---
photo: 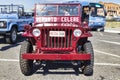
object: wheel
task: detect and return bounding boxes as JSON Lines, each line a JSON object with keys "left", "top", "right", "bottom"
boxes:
{"left": 92, "top": 28, "right": 97, "bottom": 31}
{"left": 100, "top": 27, "right": 104, "bottom": 32}
{"left": 82, "top": 41, "right": 94, "bottom": 76}
{"left": 97, "top": 27, "right": 104, "bottom": 32}
{"left": 5, "top": 27, "right": 17, "bottom": 44}
{"left": 20, "top": 40, "right": 33, "bottom": 76}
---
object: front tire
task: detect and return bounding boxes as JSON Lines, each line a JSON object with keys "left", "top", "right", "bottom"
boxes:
{"left": 5, "top": 27, "right": 17, "bottom": 44}
{"left": 82, "top": 41, "right": 94, "bottom": 76}
{"left": 100, "top": 27, "right": 104, "bottom": 32}
{"left": 20, "top": 41, "right": 33, "bottom": 76}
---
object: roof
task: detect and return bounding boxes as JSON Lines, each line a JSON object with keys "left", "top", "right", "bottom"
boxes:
{"left": 64, "top": 1, "right": 102, "bottom": 6}
{"left": 64, "top": 1, "right": 90, "bottom": 6}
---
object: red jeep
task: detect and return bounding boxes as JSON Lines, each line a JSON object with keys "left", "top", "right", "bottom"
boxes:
{"left": 20, "top": 3, "right": 94, "bottom": 76}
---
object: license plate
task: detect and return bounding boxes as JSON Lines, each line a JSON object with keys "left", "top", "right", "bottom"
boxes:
{"left": 49, "top": 31, "right": 65, "bottom": 37}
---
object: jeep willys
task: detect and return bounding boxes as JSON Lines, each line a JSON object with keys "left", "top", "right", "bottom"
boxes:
{"left": 20, "top": 3, "right": 94, "bottom": 76}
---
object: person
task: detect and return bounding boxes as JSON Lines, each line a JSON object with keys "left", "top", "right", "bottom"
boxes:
{"left": 63, "top": 9, "right": 70, "bottom": 16}
{"left": 90, "top": 7, "right": 96, "bottom": 16}
{"left": 82, "top": 8, "right": 89, "bottom": 22}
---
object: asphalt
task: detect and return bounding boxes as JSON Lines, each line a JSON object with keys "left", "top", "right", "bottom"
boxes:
{"left": 0, "top": 28, "right": 120, "bottom": 80}
{"left": 0, "top": 2, "right": 120, "bottom": 78}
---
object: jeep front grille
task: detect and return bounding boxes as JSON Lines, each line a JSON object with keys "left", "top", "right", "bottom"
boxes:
{"left": 41, "top": 28, "right": 73, "bottom": 48}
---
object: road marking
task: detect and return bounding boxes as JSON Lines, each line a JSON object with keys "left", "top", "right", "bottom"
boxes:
{"left": 105, "top": 30, "right": 120, "bottom": 33}
{"left": 95, "top": 63, "right": 120, "bottom": 67}
{"left": 94, "top": 50, "right": 120, "bottom": 58}
{"left": 0, "top": 59, "right": 120, "bottom": 67}
{"left": 99, "top": 40, "right": 120, "bottom": 45}
{"left": 98, "top": 32, "right": 103, "bottom": 36}
{"left": 0, "top": 59, "right": 19, "bottom": 62}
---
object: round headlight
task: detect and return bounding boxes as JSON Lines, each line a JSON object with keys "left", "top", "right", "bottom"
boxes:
{"left": 0, "top": 22, "right": 4, "bottom": 27}
{"left": 73, "top": 29, "right": 82, "bottom": 37}
{"left": 32, "top": 28, "right": 41, "bottom": 37}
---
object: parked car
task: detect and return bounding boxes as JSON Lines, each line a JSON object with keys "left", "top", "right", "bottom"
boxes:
{"left": 113, "top": 16, "right": 120, "bottom": 22}
{"left": 65, "top": 1, "right": 107, "bottom": 31}
{"left": 0, "top": 4, "right": 34, "bottom": 44}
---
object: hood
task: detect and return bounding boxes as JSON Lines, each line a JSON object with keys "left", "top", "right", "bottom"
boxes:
{"left": 0, "top": 13, "right": 18, "bottom": 19}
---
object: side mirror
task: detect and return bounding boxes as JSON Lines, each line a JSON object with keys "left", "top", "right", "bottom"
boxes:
{"left": 83, "top": 21, "right": 91, "bottom": 30}
{"left": 105, "top": 12, "right": 107, "bottom": 16}
{"left": 32, "top": 13, "right": 34, "bottom": 16}
{"left": 104, "top": 10, "right": 107, "bottom": 16}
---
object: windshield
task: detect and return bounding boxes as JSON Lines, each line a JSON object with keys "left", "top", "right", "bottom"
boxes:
{"left": 36, "top": 4, "right": 79, "bottom": 16}
{"left": 90, "top": 3, "right": 105, "bottom": 17}
{"left": 90, "top": 7, "right": 105, "bottom": 17}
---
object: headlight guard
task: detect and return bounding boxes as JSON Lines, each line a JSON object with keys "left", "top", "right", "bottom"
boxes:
{"left": 0, "top": 21, "right": 6, "bottom": 28}
{"left": 32, "top": 28, "right": 41, "bottom": 37}
{"left": 73, "top": 29, "right": 82, "bottom": 37}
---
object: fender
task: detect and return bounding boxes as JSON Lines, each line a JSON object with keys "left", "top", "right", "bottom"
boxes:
{"left": 0, "top": 19, "right": 18, "bottom": 32}
{"left": 8, "top": 21, "right": 18, "bottom": 32}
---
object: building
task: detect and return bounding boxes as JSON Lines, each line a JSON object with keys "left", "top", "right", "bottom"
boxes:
{"left": 99, "top": 1, "right": 120, "bottom": 18}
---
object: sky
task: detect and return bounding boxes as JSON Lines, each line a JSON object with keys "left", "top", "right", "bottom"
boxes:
{"left": 0, "top": 0, "right": 120, "bottom": 11}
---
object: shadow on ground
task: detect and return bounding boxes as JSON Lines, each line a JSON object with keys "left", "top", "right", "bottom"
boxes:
{"left": 0, "top": 35, "right": 25, "bottom": 51}
{"left": 33, "top": 61, "right": 82, "bottom": 76}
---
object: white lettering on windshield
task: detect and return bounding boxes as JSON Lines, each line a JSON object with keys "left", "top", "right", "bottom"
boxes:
{"left": 36, "top": 17, "right": 79, "bottom": 23}
{"left": 61, "top": 17, "right": 79, "bottom": 22}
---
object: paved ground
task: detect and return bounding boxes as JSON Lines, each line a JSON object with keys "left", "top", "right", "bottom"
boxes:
{"left": 0, "top": 31, "right": 120, "bottom": 80}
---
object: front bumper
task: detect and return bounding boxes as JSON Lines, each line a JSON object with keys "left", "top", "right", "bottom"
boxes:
{"left": 0, "top": 31, "right": 7, "bottom": 36}
{"left": 89, "top": 22, "right": 105, "bottom": 29}
{"left": 22, "top": 53, "right": 91, "bottom": 60}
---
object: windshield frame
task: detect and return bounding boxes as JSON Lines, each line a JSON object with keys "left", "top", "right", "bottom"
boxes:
{"left": 35, "top": 3, "right": 81, "bottom": 17}
{"left": 34, "top": 3, "right": 82, "bottom": 26}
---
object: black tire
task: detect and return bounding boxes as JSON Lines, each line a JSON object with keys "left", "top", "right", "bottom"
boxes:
{"left": 5, "top": 27, "right": 17, "bottom": 44}
{"left": 20, "top": 40, "right": 33, "bottom": 76}
{"left": 82, "top": 41, "right": 94, "bottom": 76}
{"left": 92, "top": 28, "right": 97, "bottom": 31}
{"left": 100, "top": 27, "right": 104, "bottom": 32}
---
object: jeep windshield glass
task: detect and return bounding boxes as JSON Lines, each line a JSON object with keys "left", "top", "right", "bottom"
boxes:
{"left": 36, "top": 4, "right": 79, "bottom": 16}
{"left": 0, "top": 5, "right": 18, "bottom": 14}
